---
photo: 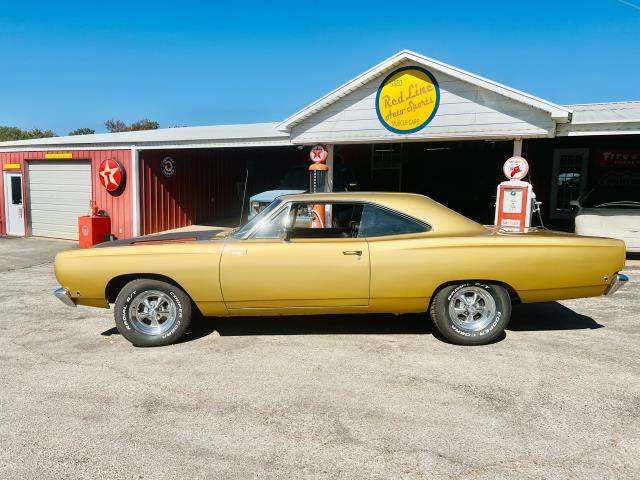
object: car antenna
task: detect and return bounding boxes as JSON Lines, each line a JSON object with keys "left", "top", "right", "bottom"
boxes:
{"left": 239, "top": 169, "right": 249, "bottom": 227}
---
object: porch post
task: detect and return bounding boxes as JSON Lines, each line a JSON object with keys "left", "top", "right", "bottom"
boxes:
{"left": 325, "top": 144, "right": 334, "bottom": 192}
{"left": 130, "top": 146, "right": 140, "bottom": 237}
{"left": 513, "top": 138, "right": 523, "bottom": 157}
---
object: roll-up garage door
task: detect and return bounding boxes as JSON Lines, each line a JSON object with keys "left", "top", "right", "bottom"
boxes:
{"left": 27, "top": 160, "right": 92, "bottom": 240}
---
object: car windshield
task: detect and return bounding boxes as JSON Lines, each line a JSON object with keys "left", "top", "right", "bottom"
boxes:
{"left": 233, "top": 199, "right": 282, "bottom": 238}
{"left": 581, "top": 188, "right": 640, "bottom": 208}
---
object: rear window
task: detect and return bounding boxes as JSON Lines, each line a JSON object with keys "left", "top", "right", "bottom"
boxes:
{"left": 358, "top": 204, "right": 429, "bottom": 238}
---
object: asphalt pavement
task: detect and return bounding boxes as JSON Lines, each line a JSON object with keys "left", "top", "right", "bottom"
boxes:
{"left": 0, "top": 237, "right": 638, "bottom": 479}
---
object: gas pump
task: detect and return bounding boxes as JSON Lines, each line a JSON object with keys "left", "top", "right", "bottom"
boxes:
{"left": 309, "top": 145, "right": 329, "bottom": 228}
{"left": 494, "top": 156, "right": 540, "bottom": 232}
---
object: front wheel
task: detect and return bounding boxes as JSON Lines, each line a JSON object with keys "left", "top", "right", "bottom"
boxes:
{"left": 429, "top": 282, "right": 511, "bottom": 345}
{"left": 114, "top": 279, "right": 192, "bottom": 347}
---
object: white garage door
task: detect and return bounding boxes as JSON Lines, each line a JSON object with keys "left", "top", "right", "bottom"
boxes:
{"left": 28, "top": 160, "right": 92, "bottom": 240}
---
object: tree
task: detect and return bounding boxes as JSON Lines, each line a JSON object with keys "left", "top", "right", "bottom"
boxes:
{"left": 0, "top": 126, "right": 56, "bottom": 141}
{"left": 105, "top": 118, "right": 160, "bottom": 133}
{"left": 129, "top": 118, "right": 159, "bottom": 131}
{"left": 104, "top": 119, "right": 129, "bottom": 133}
{"left": 69, "top": 127, "right": 95, "bottom": 136}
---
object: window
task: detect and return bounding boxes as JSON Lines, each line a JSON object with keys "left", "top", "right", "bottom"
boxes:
{"left": 551, "top": 148, "right": 588, "bottom": 219}
{"left": 358, "top": 204, "right": 428, "bottom": 237}
{"left": 250, "top": 202, "right": 364, "bottom": 239}
{"left": 10, "top": 176, "right": 22, "bottom": 205}
{"left": 233, "top": 199, "right": 282, "bottom": 238}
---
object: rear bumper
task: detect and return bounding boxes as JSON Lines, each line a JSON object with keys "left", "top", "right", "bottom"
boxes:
{"left": 604, "top": 274, "right": 629, "bottom": 296}
{"left": 54, "top": 287, "right": 76, "bottom": 307}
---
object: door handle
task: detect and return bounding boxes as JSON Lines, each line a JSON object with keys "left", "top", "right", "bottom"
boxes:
{"left": 229, "top": 249, "right": 247, "bottom": 256}
{"left": 342, "top": 250, "right": 362, "bottom": 256}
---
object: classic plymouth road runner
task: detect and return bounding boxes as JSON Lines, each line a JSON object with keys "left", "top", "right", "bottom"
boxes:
{"left": 54, "top": 192, "right": 628, "bottom": 347}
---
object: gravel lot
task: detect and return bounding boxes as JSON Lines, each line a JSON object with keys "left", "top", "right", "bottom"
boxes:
{"left": 0, "top": 238, "right": 638, "bottom": 479}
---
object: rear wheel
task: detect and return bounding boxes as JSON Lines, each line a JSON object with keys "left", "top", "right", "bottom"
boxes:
{"left": 114, "top": 279, "right": 191, "bottom": 347}
{"left": 430, "top": 282, "right": 511, "bottom": 345}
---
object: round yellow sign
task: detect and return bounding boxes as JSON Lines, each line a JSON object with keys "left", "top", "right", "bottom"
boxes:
{"left": 375, "top": 66, "right": 440, "bottom": 134}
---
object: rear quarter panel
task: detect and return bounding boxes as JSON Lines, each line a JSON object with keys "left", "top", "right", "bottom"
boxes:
{"left": 367, "top": 231, "right": 626, "bottom": 311}
{"left": 54, "top": 242, "right": 227, "bottom": 315}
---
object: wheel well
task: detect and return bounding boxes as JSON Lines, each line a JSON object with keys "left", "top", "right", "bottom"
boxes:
{"left": 429, "top": 279, "right": 521, "bottom": 308}
{"left": 105, "top": 274, "right": 187, "bottom": 304}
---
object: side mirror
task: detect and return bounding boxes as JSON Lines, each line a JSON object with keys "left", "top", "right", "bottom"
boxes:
{"left": 569, "top": 199, "right": 581, "bottom": 210}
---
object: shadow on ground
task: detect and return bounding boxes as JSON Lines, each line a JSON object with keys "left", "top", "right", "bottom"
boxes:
{"left": 101, "top": 301, "right": 602, "bottom": 344}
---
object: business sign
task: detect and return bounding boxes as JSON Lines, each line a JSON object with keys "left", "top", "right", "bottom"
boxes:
{"left": 596, "top": 150, "right": 640, "bottom": 168}
{"left": 503, "top": 156, "right": 529, "bottom": 180}
{"left": 98, "top": 158, "right": 126, "bottom": 193}
{"left": 161, "top": 156, "right": 176, "bottom": 177}
{"left": 375, "top": 66, "right": 440, "bottom": 134}
{"left": 45, "top": 153, "right": 73, "bottom": 159}
{"left": 310, "top": 145, "right": 328, "bottom": 163}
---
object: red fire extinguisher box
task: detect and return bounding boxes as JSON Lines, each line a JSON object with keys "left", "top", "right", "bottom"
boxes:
{"left": 78, "top": 215, "right": 111, "bottom": 248}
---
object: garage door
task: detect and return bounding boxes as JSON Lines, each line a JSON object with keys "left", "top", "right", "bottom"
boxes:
{"left": 27, "top": 160, "right": 92, "bottom": 240}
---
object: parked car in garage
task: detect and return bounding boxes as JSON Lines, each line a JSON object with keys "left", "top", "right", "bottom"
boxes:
{"left": 54, "top": 192, "right": 628, "bottom": 348}
{"left": 573, "top": 186, "right": 640, "bottom": 253}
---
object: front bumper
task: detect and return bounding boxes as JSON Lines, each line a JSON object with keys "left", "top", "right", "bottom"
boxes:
{"left": 604, "top": 274, "right": 629, "bottom": 296}
{"left": 54, "top": 287, "right": 76, "bottom": 307}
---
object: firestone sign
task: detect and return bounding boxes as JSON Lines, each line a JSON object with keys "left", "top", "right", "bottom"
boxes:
{"left": 375, "top": 66, "right": 440, "bottom": 134}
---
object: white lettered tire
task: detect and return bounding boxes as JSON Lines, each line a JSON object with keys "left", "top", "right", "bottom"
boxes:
{"left": 430, "top": 282, "right": 511, "bottom": 345}
{"left": 114, "top": 279, "right": 191, "bottom": 347}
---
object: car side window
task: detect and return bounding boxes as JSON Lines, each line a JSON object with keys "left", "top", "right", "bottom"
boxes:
{"left": 252, "top": 206, "right": 290, "bottom": 239}
{"left": 358, "top": 204, "right": 429, "bottom": 238}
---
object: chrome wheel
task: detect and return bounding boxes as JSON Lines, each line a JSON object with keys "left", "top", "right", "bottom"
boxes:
{"left": 128, "top": 290, "right": 178, "bottom": 336}
{"left": 448, "top": 286, "right": 496, "bottom": 333}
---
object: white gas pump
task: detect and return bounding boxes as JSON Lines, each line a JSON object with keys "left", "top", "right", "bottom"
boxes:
{"left": 494, "top": 156, "right": 540, "bottom": 232}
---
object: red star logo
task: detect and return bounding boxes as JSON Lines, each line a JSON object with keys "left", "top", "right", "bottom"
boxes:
{"left": 99, "top": 159, "right": 123, "bottom": 192}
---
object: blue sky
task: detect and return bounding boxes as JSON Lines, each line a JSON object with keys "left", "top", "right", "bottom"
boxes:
{"left": 0, "top": 0, "right": 638, "bottom": 135}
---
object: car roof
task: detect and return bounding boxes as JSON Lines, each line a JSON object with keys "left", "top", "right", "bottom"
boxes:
{"left": 279, "top": 192, "right": 487, "bottom": 236}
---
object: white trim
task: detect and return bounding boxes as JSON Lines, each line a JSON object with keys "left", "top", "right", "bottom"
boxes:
{"left": 277, "top": 50, "right": 572, "bottom": 131}
{"left": 0, "top": 138, "right": 292, "bottom": 153}
{"left": 130, "top": 146, "right": 140, "bottom": 237}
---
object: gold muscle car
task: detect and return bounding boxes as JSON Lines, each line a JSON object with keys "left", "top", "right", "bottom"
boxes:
{"left": 53, "top": 192, "right": 629, "bottom": 347}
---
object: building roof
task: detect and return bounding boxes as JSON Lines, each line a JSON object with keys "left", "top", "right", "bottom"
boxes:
{"left": 564, "top": 101, "right": 640, "bottom": 124}
{"left": 556, "top": 101, "right": 640, "bottom": 136}
{"left": 0, "top": 52, "right": 638, "bottom": 150}
{"left": 0, "top": 122, "right": 291, "bottom": 150}
{"left": 277, "top": 49, "right": 573, "bottom": 131}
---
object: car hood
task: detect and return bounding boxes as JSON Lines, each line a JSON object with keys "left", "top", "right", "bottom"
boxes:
{"left": 93, "top": 229, "right": 228, "bottom": 248}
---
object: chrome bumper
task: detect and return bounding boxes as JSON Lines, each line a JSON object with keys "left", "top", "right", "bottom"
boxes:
{"left": 605, "top": 274, "right": 629, "bottom": 296}
{"left": 54, "top": 287, "right": 76, "bottom": 307}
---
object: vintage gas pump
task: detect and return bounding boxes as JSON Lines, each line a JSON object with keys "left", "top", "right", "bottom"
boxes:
{"left": 494, "top": 156, "right": 540, "bottom": 232}
{"left": 309, "top": 145, "right": 329, "bottom": 228}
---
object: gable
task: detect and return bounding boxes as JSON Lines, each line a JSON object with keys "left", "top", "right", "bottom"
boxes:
{"left": 288, "top": 60, "right": 559, "bottom": 143}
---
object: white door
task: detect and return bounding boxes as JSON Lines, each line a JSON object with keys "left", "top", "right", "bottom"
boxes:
{"left": 27, "top": 161, "right": 92, "bottom": 240}
{"left": 4, "top": 173, "right": 26, "bottom": 236}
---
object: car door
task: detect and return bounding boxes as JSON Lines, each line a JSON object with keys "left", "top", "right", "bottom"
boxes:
{"left": 220, "top": 201, "right": 370, "bottom": 309}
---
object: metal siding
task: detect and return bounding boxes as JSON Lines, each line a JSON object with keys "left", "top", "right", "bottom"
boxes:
{"left": 0, "top": 150, "right": 132, "bottom": 239}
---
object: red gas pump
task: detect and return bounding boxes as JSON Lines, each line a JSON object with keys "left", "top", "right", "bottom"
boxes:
{"left": 78, "top": 201, "right": 111, "bottom": 248}
{"left": 309, "top": 145, "right": 330, "bottom": 228}
{"left": 494, "top": 156, "right": 538, "bottom": 232}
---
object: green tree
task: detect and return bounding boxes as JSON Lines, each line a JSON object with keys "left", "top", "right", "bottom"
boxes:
{"left": 104, "top": 118, "right": 160, "bottom": 133}
{"left": 69, "top": 127, "right": 95, "bottom": 136}
{"left": 129, "top": 118, "right": 160, "bottom": 131}
{"left": 0, "top": 126, "right": 56, "bottom": 141}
